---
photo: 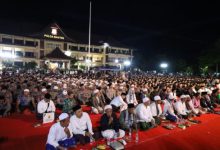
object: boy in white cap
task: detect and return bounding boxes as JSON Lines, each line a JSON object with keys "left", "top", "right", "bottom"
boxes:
{"left": 150, "top": 95, "right": 163, "bottom": 125}
{"left": 100, "top": 105, "right": 125, "bottom": 140}
{"left": 135, "top": 97, "right": 156, "bottom": 130}
{"left": 46, "top": 113, "right": 76, "bottom": 150}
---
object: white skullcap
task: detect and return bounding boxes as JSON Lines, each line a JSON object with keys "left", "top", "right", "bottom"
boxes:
{"left": 57, "top": 81, "right": 62, "bottom": 84}
{"left": 143, "top": 97, "right": 150, "bottom": 103}
{"left": 63, "top": 90, "right": 68, "bottom": 95}
{"left": 63, "top": 84, "right": 67, "bottom": 89}
{"left": 217, "top": 84, "right": 220, "bottom": 89}
{"left": 185, "top": 95, "right": 190, "bottom": 98}
{"left": 104, "top": 105, "right": 112, "bottom": 111}
{"left": 130, "top": 88, "right": 135, "bottom": 91}
{"left": 119, "top": 86, "right": 124, "bottom": 90}
{"left": 168, "top": 94, "right": 175, "bottom": 100}
{"left": 24, "top": 89, "right": 30, "bottom": 92}
{"left": 53, "top": 86, "right": 58, "bottom": 90}
{"left": 93, "top": 89, "right": 99, "bottom": 94}
{"left": 154, "top": 95, "right": 161, "bottom": 101}
{"left": 131, "top": 84, "right": 135, "bottom": 87}
{"left": 59, "top": 113, "right": 69, "bottom": 121}
{"left": 180, "top": 95, "right": 186, "bottom": 99}
{"left": 41, "top": 88, "right": 47, "bottom": 92}
{"left": 207, "top": 90, "right": 212, "bottom": 95}
{"left": 143, "top": 88, "right": 148, "bottom": 92}
{"left": 71, "top": 83, "right": 76, "bottom": 86}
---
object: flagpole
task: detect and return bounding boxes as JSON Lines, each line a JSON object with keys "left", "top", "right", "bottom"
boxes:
{"left": 88, "top": 1, "right": 92, "bottom": 71}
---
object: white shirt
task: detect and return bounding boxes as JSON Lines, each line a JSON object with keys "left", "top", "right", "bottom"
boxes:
{"left": 163, "top": 100, "right": 176, "bottom": 116}
{"left": 70, "top": 112, "right": 94, "bottom": 136}
{"left": 126, "top": 94, "right": 138, "bottom": 105}
{"left": 150, "top": 102, "right": 162, "bottom": 117}
{"left": 198, "top": 88, "right": 209, "bottom": 93}
{"left": 174, "top": 100, "right": 187, "bottom": 115}
{"left": 110, "top": 96, "right": 127, "bottom": 108}
{"left": 135, "top": 103, "right": 154, "bottom": 123}
{"left": 187, "top": 100, "right": 198, "bottom": 114}
{"left": 37, "top": 100, "right": 56, "bottom": 114}
{"left": 47, "top": 122, "right": 73, "bottom": 148}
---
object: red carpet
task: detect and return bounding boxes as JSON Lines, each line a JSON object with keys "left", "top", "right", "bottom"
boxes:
{"left": 1, "top": 113, "right": 220, "bottom": 150}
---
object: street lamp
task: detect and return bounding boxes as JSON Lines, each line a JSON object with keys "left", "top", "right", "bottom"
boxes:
{"left": 103, "top": 43, "right": 109, "bottom": 49}
{"left": 124, "top": 60, "right": 131, "bottom": 66}
{"left": 123, "top": 60, "right": 131, "bottom": 71}
{"left": 160, "top": 63, "right": 168, "bottom": 73}
{"left": 85, "top": 59, "right": 91, "bottom": 71}
{"left": 64, "top": 51, "right": 71, "bottom": 57}
{"left": 115, "top": 59, "right": 119, "bottom": 63}
{"left": 103, "top": 42, "right": 109, "bottom": 67}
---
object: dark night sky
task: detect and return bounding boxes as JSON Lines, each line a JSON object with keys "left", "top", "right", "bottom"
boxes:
{"left": 1, "top": 0, "right": 220, "bottom": 70}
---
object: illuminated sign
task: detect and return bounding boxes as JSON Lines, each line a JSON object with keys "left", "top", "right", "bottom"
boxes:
{"left": 44, "top": 34, "right": 65, "bottom": 40}
{"left": 44, "top": 27, "right": 65, "bottom": 40}
{"left": 51, "top": 28, "right": 57, "bottom": 35}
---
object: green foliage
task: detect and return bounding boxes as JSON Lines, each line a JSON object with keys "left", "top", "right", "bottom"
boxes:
{"left": 24, "top": 61, "right": 38, "bottom": 69}
{"left": 70, "top": 58, "right": 77, "bottom": 69}
{"left": 2, "top": 60, "right": 13, "bottom": 68}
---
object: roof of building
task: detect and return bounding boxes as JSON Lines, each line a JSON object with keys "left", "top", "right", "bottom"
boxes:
{"left": 0, "top": 21, "right": 131, "bottom": 49}
{"left": 43, "top": 47, "right": 72, "bottom": 60}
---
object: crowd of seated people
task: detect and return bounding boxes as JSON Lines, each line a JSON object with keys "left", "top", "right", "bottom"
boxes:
{"left": 0, "top": 72, "right": 220, "bottom": 149}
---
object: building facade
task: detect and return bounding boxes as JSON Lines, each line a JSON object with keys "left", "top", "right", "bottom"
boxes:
{"left": 0, "top": 23, "right": 133, "bottom": 70}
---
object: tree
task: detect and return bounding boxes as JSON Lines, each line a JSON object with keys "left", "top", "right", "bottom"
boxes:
{"left": 175, "top": 59, "right": 187, "bottom": 72}
{"left": 200, "top": 66, "right": 209, "bottom": 76}
{"left": 70, "top": 57, "right": 77, "bottom": 69}
{"left": 185, "top": 66, "right": 193, "bottom": 75}
{"left": 2, "top": 60, "right": 13, "bottom": 68}
{"left": 199, "top": 39, "right": 220, "bottom": 72}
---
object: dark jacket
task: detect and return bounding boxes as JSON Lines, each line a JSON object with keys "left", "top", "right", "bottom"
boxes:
{"left": 100, "top": 113, "right": 120, "bottom": 132}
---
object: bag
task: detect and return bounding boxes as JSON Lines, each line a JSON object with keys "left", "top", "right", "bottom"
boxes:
{"left": 139, "top": 122, "right": 151, "bottom": 131}
{"left": 43, "top": 112, "right": 55, "bottom": 124}
{"left": 110, "top": 141, "right": 124, "bottom": 150}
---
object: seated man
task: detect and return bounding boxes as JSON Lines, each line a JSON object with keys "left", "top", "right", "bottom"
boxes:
{"left": 56, "top": 90, "right": 68, "bottom": 110}
{"left": 136, "top": 97, "right": 156, "bottom": 131}
{"left": 200, "top": 92, "right": 215, "bottom": 112}
{"left": 163, "top": 94, "right": 178, "bottom": 122}
{"left": 91, "top": 89, "right": 105, "bottom": 114}
{"left": 192, "top": 93, "right": 206, "bottom": 114}
{"left": 0, "top": 95, "right": 11, "bottom": 117}
{"left": 100, "top": 105, "right": 125, "bottom": 140}
{"left": 70, "top": 105, "right": 94, "bottom": 145}
{"left": 46, "top": 113, "right": 76, "bottom": 150}
{"left": 150, "top": 95, "right": 163, "bottom": 125}
{"left": 110, "top": 93, "right": 127, "bottom": 112}
{"left": 37, "top": 93, "right": 56, "bottom": 120}
{"left": 119, "top": 103, "right": 137, "bottom": 131}
{"left": 174, "top": 95, "right": 190, "bottom": 119}
{"left": 185, "top": 95, "right": 201, "bottom": 116}
{"left": 126, "top": 87, "right": 138, "bottom": 106}
{"left": 16, "top": 89, "right": 35, "bottom": 113}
